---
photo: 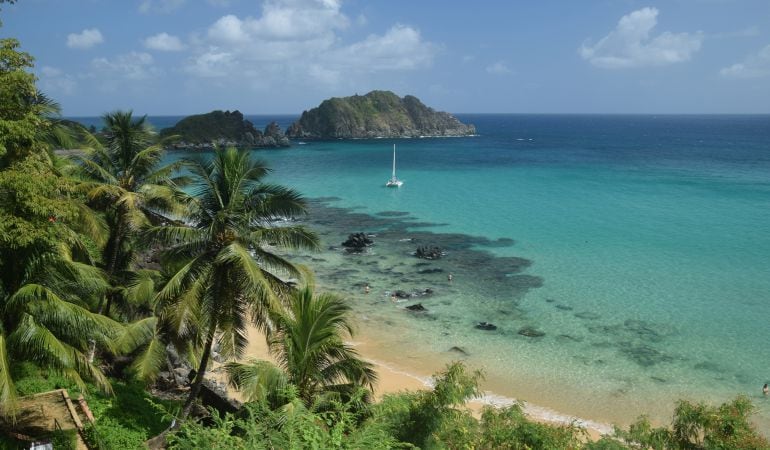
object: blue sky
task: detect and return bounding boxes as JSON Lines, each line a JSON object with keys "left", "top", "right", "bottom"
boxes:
{"left": 2, "top": 0, "right": 769, "bottom": 115}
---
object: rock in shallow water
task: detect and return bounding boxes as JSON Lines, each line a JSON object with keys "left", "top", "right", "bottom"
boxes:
{"left": 475, "top": 322, "right": 497, "bottom": 331}
{"left": 449, "top": 346, "right": 470, "bottom": 356}
{"left": 518, "top": 326, "right": 545, "bottom": 338}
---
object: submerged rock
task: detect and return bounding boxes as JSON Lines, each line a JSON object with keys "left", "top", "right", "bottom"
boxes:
{"left": 406, "top": 303, "right": 427, "bottom": 312}
{"left": 417, "top": 267, "right": 444, "bottom": 274}
{"left": 449, "top": 346, "right": 470, "bottom": 356}
{"left": 475, "top": 322, "right": 497, "bottom": 331}
{"left": 518, "top": 326, "right": 545, "bottom": 338}
{"left": 574, "top": 311, "right": 601, "bottom": 320}
{"left": 415, "top": 245, "right": 444, "bottom": 260}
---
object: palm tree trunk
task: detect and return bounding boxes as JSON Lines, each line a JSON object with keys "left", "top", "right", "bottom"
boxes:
{"left": 177, "top": 323, "right": 217, "bottom": 423}
{"left": 105, "top": 212, "right": 124, "bottom": 281}
{"left": 89, "top": 213, "right": 125, "bottom": 363}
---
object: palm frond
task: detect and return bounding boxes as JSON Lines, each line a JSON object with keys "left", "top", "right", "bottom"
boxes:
{"left": 155, "top": 255, "right": 210, "bottom": 306}
{"left": 0, "top": 333, "right": 18, "bottom": 418}
{"left": 112, "top": 316, "right": 157, "bottom": 355}
{"left": 225, "top": 359, "right": 289, "bottom": 404}
{"left": 216, "top": 243, "right": 282, "bottom": 313}
{"left": 247, "top": 183, "right": 308, "bottom": 219}
{"left": 250, "top": 225, "right": 320, "bottom": 252}
{"left": 77, "top": 157, "right": 119, "bottom": 186}
{"left": 129, "top": 330, "right": 167, "bottom": 384}
{"left": 10, "top": 284, "right": 122, "bottom": 347}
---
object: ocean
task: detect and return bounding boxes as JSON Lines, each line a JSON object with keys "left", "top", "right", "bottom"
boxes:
{"left": 73, "top": 113, "right": 770, "bottom": 430}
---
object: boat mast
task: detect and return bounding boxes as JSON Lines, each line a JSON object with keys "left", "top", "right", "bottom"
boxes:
{"left": 392, "top": 144, "right": 397, "bottom": 179}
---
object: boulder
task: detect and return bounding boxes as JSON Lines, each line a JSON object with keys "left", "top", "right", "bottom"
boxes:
{"left": 342, "top": 233, "right": 373, "bottom": 252}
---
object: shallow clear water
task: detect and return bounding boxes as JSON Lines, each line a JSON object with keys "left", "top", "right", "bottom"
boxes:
{"left": 80, "top": 114, "right": 770, "bottom": 428}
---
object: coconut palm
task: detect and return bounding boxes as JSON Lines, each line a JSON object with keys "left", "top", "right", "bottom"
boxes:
{"left": 147, "top": 146, "right": 319, "bottom": 422}
{"left": 77, "top": 110, "right": 187, "bottom": 317}
{"left": 0, "top": 158, "right": 121, "bottom": 417}
{"left": 111, "top": 268, "right": 203, "bottom": 385}
{"left": 225, "top": 286, "right": 377, "bottom": 408}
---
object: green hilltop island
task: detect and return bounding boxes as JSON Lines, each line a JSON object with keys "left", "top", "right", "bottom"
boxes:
{"left": 160, "top": 110, "right": 290, "bottom": 149}
{"left": 286, "top": 90, "right": 476, "bottom": 139}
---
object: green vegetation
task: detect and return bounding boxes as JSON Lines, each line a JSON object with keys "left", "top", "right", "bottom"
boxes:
{"left": 10, "top": 362, "right": 175, "bottom": 450}
{"left": 159, "top": 110, "right": 290, "bottom": 148}
{"left": 1, "top": 27, "right": 768, "bottom": 450}
{"left": 225, "top": 286, "right": 376, "bottom": 407}
{"left": 286, "top": 90, "right": 476, "bottom": 139}
{"left": 145, "top": 146, "right": 319, "bottom": 422}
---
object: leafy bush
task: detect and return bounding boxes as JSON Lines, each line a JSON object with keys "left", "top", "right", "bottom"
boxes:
{"left": 170, "top": 394, "right": 400, "bottom": 449}
{"left": 48, "top": 428, "right": 78, "bottom": 450}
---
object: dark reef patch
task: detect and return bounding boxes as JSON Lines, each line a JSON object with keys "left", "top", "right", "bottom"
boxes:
{"left": 376, "top": 211, "right": 411, "bottom": 217}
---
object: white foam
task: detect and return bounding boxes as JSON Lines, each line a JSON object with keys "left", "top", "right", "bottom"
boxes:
{"left": 361, "top": 356, "right": 614, "bottom": 436}
{"left": 476, "top": 392, "right": 614, "bottom": 435}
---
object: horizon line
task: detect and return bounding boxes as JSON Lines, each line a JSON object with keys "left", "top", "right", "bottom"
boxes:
{"left": 63, "top": 112, "right": 770, "bottom": 118}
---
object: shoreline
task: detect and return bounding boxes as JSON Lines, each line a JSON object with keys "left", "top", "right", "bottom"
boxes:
{"left": 221, "top": 322, "right": 613, "bottom": 440}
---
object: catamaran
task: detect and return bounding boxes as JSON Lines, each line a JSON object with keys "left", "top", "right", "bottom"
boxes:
{"left": 385, "top": 144, "right": 403, "bottom": 187}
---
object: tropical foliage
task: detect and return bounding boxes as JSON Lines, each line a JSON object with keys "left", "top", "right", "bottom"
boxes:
{"left": 0, "top": 38, "right": 119, "bottom": 418}
{"left": 1, "top": 30, "right": 767, "bottom": 450}
{"left": 76, "top": 110, "right": 186, "bottom": 318}
{"left": 225, "top": 286, "right": 376, "bottom": 408}
{"left": 145, "top": 146, "right": 319, "bottom": 421}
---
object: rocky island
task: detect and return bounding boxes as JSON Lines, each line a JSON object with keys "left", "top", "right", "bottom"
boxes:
{"left": 160, "top": 110, "right": 290, "bottom": 149}
{"left": 286, "top": 90, "right": 476, "bottom": 139}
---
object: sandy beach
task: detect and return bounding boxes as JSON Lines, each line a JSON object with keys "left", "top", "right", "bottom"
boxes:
{"left": 211, "top": 322, "right": 610, "bottom": 441}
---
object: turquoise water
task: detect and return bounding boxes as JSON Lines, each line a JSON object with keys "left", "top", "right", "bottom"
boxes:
{"left": 83, "top": 114, "right": 770, "bottom": 428}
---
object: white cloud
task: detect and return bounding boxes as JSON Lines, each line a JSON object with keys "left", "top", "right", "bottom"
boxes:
{"left": 207, "top": 0, "right": 349, "bottom": 43}
{"left": 186, "top": 0, "right": 437, "bottom": 87}
{"left": 139, "top": 0, "right": 185, "bottom": 14}
{"left": 186, "top": 50, "right": 236, "bottom": 77}
{"left": 144, "top": 32, "right": 185, "bottom": 51}
{"left": 38, "top": 66, "right": 76, "bottom": 95}
{"left": 330, "top": 24, "right": 436, "bottom": 71}
{"left": 486, "top": 61, "right": 513, "bottom": 75}
{"left": 66, "top": 28, "right": 104, "bottom": 49}
{"left": 91, "top": 51, "right": 159, "bottom": 80}
{"left": 720, "top": 44, "right": 770, "bottom": 78}
{"left": 580, "top": 7, "right": 702, "bottom": 69}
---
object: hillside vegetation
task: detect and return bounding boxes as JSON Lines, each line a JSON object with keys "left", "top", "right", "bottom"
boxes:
{"left": 160, "top": 110, "right": 289, "bottom": 148}
{"left": 286, "top": 90, "right": 476, "bottom": 139}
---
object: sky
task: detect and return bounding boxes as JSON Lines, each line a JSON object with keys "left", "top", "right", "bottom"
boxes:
{"left": 2, "top": 0, "right": 769, "bottom": 115}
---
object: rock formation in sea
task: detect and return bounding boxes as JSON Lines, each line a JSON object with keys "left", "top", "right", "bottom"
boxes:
{"left": 286, "top": 90, "right": 476, "bottom": 139}
{"left": 160, "top": 110, "right": 290, "bottom": 149}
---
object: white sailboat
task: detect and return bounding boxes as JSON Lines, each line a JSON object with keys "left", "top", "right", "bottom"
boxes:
{"left": 385, "top": 144, "right": 403, "bottom": 187}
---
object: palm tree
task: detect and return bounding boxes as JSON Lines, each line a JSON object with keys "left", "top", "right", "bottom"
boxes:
{"left": 225, "top": 286, "right": 377, "bottom": 408}
{"left": 112, "top": 268, "right": 203, "bottom": 386}
{"left": 77, "top": 110, "right": 187, "bottom": 318}
{"left": 0, "top": 158, "right": 121, "bottom": 417}
{"left": 147, "top": 146, "right": 319, "bottom": 422}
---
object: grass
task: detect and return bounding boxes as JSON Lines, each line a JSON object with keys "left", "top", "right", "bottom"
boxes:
{"left": 7, "top": 363, "right": 178, "bottom": 450}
